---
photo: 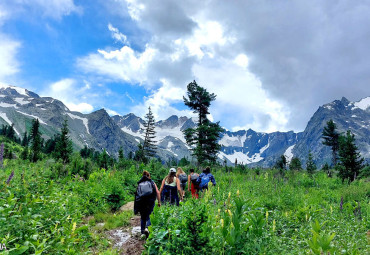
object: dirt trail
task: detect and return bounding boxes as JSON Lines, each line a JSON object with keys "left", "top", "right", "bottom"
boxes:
{"left": 106, "top": 202, "right": 145, "bottom": 255}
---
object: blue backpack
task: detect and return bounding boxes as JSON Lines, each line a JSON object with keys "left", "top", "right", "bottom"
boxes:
{"left": 199, "top": 174, "right": 210, "bottom": 189}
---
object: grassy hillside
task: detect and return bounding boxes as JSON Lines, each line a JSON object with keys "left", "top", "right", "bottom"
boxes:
{"left": 0, "top": 138, "right": 368, "bottom": 254}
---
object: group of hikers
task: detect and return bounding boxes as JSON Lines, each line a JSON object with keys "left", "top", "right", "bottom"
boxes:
{"left": 134, "top": 166, "right": 216, "bottom": 238}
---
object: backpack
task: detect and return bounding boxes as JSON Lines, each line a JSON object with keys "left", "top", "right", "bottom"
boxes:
{"left": 136, "top": 180, "right": 154, "bottom": 202}
{"left": 190, "top": 173, "right": 198, "bottom": 183}
{"left": 178, "top": 173, "right": 187, "bottom": 184}
{"left": 199, "top": 174, "right": 210, "bottom": 189}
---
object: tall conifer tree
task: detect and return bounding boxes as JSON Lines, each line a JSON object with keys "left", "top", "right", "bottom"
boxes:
{"left": 338, "top": 130, "right": 364, "bottom": 182}
{"left": 30, "top": 118, "right": 42, "bottom": 162}
{"left": 183, "top": 80, "right": 223, "bottom": 164}
{"left": 322, "top": 119, "right": 339, "bottom": 166}
{"left": 54, "top": 119, "right": 73, "bottom": 164}
{"left": 142, "top": 106, "right": 157, "bottom": 159}
{"left": 306, "top": 151, "right": 316, "bottom": 175}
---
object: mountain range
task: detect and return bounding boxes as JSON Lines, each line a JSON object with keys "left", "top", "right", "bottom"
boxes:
{"left": 0, "top": 85, "right": 369, "bottom": 167}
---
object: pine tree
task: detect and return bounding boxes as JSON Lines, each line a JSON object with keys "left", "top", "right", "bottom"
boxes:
{"left": 134, "top": 143, "right": 146, "bottom": 163}
{"left": 338, "top": 130, "right": 364, "bottom": 182}
{"left": 142, "top": 106, "right": 157, "bottom": 159}
{"left": 289, "top": 157, "right": 302, "bottom": 171}
{"left": 306, "top": 151, "right": 316, "bottom": 175}
{"left": 20, "top": 146, "right": 29, "bottom": 160}
{"left": 118, "top": 147, "right": 124, "bottom": 161}
{"left": 275, "top": 155, "right": 287, "bottom": 170}
{"left": 100, "top": 149, "right": 109, "bottom": 169}
{"left": 183, "top": 80, "right": 223, "bottom": 165}
{"left": 322, "top": 119, "right": 339, "bottom": 166}
{"left": 54, "top": 119, "right": 73, "bottom": 164}
{"left": 21, "top": 131, "right": 29, "bottom": 146}
{"left": 30, "top": 118, "right": 42, "bottom": 162}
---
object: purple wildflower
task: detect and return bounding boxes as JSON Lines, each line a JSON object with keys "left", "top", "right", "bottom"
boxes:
{"left": 6, "top": 170, "right": 14, "bottom": 184}
{"left": 340, "top": 196, "right": 344, "bottom": 211}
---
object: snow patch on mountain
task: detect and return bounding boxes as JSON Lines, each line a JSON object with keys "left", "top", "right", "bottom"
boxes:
{"left": 219, "top": 133, "right": 246, "bottom": 147}
{"left": 121, "top": 127, "right": 143, "bottom": 139}
{"left": 16, "top": 111, "right": 47, "bottom": 124}
{"left": 353, "top": 97, "right": 370, "bottom": 110}
{"left": 156, "top": 128, "right": 187, "bottom": 144}
{"left": 218, "top": 150, "right": 264, "bottom": 164}
{"left": 284, "top": 145, "right": 295, "bottom": 163}
{"left": 66, "top": 113, "right": 90, "bottom": 134}
{"left": 259, "top": 142, "right": 269, "bottom": 154}
{"left": 0, "top": 102, "right": 17, "bottom": 108}
{"left": 14, "top": 98, "right": 29, "bottom": 105}
{"left": 0, "top": 85, "right": 29, "bottom": 97}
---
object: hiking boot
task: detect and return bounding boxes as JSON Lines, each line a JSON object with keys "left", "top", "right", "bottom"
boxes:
{"left": 144, "top": 228, "right": 150, "bottom": 238}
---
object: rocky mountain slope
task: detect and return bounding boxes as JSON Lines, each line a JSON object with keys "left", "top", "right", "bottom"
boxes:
{"left": 292, "top": 97, "right": 370, "bottom": 167}
{"left": 0, "top": 85, "right": 368, "bottom": 167}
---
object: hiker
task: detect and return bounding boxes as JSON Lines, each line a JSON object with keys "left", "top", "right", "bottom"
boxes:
{"left": 134, "top": 170, "right": 160, "bottom": 238}
{"left": 177, "top": 167, "right": 187, "bottom": 198}
{"left": 159, "top": 168, "right": 183, "bottom": 206}
{"left": 197, "top": 166, "right": 216, "bottom": 191}
{"left": 188, "top": 168, "right": 199, "bottom": 198}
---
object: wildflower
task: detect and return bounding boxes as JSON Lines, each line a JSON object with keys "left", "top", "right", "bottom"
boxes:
{"left": 266, "top": 211, "right": 269, "bottom": 222}
{"left": 218, "top": 209, "right": 221, "bottom": 214}
{"left": 228, "top": 192, "right": 231, "bottom": 198}
{"left": 236, "top": 189, "right": 240, "bottom": 197}
{"left": 228, "top": 210, "right": 232, "bottom": 216}
{"left": 340, "top": 196, "right": 344, "bottom": 211}
{"left": 221, "top": 219, "right": 224, "bottom": 227}
{"left": 6, "top": 170, "right": 14, "bottom": 184}
{"left": 273, "top": 219, "right": 276, "bottom": 232}
{"left": 72, "top": 222, "right": 76, "bottom": 233}
{"left": 330, "top": 206, "right": 333, "bottom": 214}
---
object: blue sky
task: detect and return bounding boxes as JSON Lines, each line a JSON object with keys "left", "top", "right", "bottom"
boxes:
{"left": 1, "top": 0, "right": 369, "bottom": 132}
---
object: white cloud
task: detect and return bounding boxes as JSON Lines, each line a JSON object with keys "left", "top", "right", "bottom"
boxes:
{"left": 77, "top": 45, "right": 156, "bottom": 85}
{"left": 108, "top": 23, "right": 129, "bottom": 45}
{"left": 79, "top": 0, "right": 370, "bottom": 132}
{"left": 21, "top": 0, "right": 82, "bottom": 20}
{"left": 43, "top": 78, "right": 94, "bottom": 113}
{"left": 106, "top": 108, "right": 120, "bottom": 116}
{"left": 131, "top": 79, "right": 193, "bottom": 120}
{"left": 67, "top": 102, "right": 94, "bottom": 113}
{"left": 0, "top": 34, "right": 21, "bottom": 83}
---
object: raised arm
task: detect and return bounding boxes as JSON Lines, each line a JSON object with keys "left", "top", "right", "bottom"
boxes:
{"left": 176, "top": 178, "right": 183, "bottom": 200}
{"left": 188, "top": 175, "right": 191, "bottom": 191}
{"left": 159, "top": 178, "right": 165, "bottom": 194}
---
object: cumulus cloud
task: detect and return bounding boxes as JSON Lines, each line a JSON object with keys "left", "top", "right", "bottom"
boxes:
{"left": 43, "top": 78, "right": 94, "bottom": 113}
{"left": 0, "top": 34, "right": 21, "bottom": 83}
{"left": 79, "top": 0, "right": 370, "bottom": 132}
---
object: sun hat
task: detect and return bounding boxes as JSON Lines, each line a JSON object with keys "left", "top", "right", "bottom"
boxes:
{"left": 169, "top": 168, "right": 176, "bottom": 173}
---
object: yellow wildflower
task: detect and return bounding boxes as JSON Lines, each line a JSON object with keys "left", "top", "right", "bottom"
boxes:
{"left": 266, "top": 211, "right": 269, "bottom": 222}
{"left": 72, "top": 222, "right": 76, "bottom": 233}
{"left": 273, "top": 220, "right": 276, "bottom": 232}
{"left": 221, "top": 219, "right": 224, "bottom": 227}
{"left": 330, "top": 206, "right": 333, "bottom": 214}
{"left": 236, "top": 189, "right": 240, "bottom": 197}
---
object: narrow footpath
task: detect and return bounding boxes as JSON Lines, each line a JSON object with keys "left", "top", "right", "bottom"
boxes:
{"left": 106, "top": 201, "right": 145, "bottom": 255}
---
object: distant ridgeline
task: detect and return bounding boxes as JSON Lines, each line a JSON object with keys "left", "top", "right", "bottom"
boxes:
{"left": 0, "top": 85, "right": 369, "bottom": 167}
